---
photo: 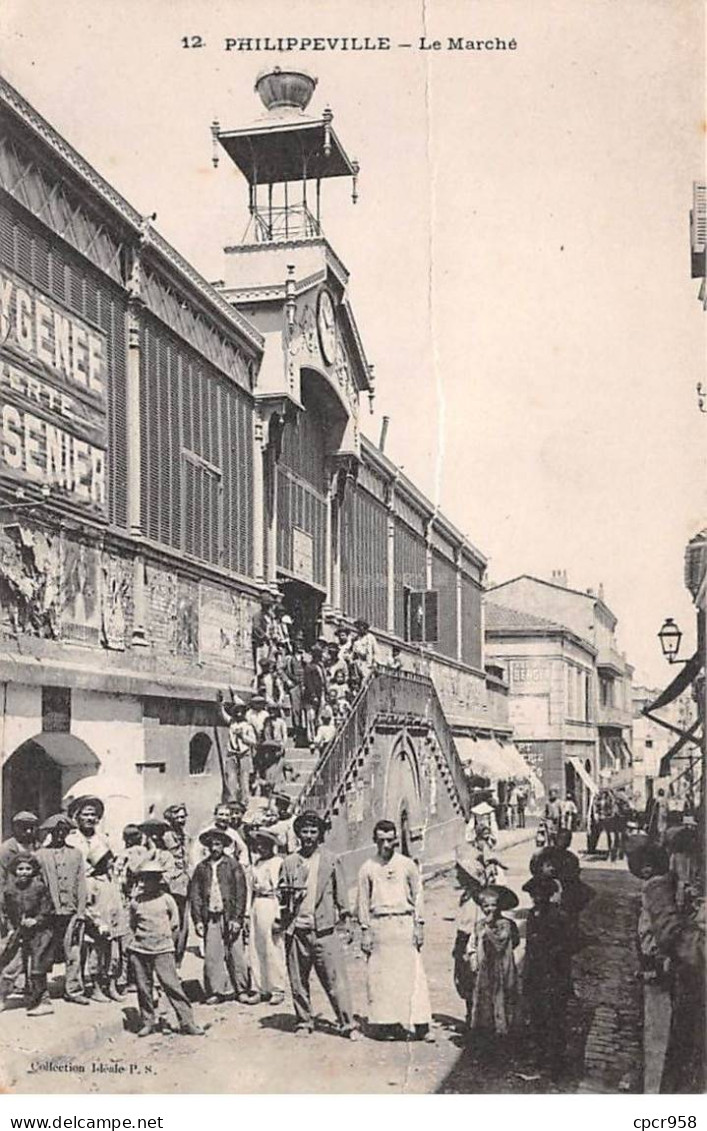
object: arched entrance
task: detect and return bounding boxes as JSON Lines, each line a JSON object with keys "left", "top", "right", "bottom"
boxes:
{"left": 383, "top": 734, "right": 423, "bottom": 857}
{"left": 2, "top": 733, "right": 99, "bottom": 837}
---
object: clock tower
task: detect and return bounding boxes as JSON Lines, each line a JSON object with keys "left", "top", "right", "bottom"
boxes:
{"left": 211, "top": 69, "right": 375, "bottom": 623}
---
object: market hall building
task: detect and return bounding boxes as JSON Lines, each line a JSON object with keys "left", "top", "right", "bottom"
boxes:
{"left": 0, "top": 69, "right": 513, "bottom": 870}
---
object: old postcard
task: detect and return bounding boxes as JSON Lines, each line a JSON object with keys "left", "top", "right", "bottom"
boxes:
{"left": 0, "top": 0, "right": 704, "bottom": 1098}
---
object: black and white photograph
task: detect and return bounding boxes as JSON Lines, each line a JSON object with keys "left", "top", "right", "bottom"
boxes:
{"left": 0, "top": 0, "right": 704, "bottom": 1101}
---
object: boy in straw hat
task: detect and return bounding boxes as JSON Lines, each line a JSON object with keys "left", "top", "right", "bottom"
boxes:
{"left": 189, "top": 827, "right": 248, "bottom": 1005}
{"left": 128, "top": 860, "right": 203, "bottom": 1037}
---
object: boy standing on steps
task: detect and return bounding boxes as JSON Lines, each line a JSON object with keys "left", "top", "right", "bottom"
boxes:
{"left": 128, "top": 860, "right": 203, "bottom": 1038}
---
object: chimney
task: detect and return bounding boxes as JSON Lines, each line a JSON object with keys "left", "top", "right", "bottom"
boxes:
{"left": 551, "top": 569, "right": 568, "bottom": 588}
{"left": 599, "top": 582, "right": 605, "bottom": 602}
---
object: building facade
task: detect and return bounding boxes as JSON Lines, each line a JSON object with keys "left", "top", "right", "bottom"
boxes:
{"left": 0, "top": 72, "right": 493, "bottom": 848}
{"left": 485, "top": 573, "right": 634, "bottom": 819}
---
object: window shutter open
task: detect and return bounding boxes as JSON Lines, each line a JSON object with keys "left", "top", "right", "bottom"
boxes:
{"left": 407, "top": 589, "right": 439, "bottom": 644}
{"left": 691, "top": 181, "right": 706, "bottom": 278}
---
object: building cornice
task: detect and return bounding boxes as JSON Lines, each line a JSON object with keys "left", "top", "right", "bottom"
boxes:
{"left": 485, "top": 625, "right": 598, "bottom": 658}
{"left": 360, "top": 435, "right": 487, "bottom": 572}
{"left": 0, "top": 74, "right": 264, "bottom": 355}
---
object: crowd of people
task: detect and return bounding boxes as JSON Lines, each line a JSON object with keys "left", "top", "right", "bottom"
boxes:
{"left": 218, "top": 600, "right": 403, "bottom": 803}
{"left": 0, "top": 774, "right": 703, "bottom": 1089}
{"left": 0, "top": 798, "right": 436, "bottom": 1044}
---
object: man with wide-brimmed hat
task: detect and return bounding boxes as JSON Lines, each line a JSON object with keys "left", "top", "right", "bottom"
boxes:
{"left": 189, "top": 827, "right": 248, "bottom": 1004}
{"left": 128, "top": 860, "right": 203, "bottom": 1037}
{"left": 36, "top": 813, "right": 89, "bottom": 1005}
{"left": 278, "top": 811, "right": 357, "bottom": 1039}
{"left": 66, "top": 796, "right": 110, "bottom": 863}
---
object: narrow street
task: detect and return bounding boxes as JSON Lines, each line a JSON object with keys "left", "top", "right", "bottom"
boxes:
{"left": 2, "top": 839, "right": 644, "bottom": 1096}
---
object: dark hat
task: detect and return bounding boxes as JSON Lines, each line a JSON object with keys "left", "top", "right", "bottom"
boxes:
{"left": 199, "top": 826, "right": 234, "bottom": 848}
{"left": 293, "top": 810, "right": 326, "bottom": 837}
{"left": 67, "top": 795, "right": 105, "bottom": 820}
{"left": 664, "top": 825, "right": 697, "bottom": 854}
{"left": 136, "top": 859, "right": 165, "bottom": 876}
{"left": 626, "top": 842, "right": 669, "bottom": 879}
{"left": 139, "top": 818, "right": 171, "bottom": 836}
{"left": 250, "top": 694, "right": 267, "bottom": 707}
{"left": 8, "top": 852, "right": 41, "bottom": 876}
{"left": 12, "top": 810, "right": 38, "bottom": 825}
{"left": 478, "top": 884, "right": 519, "bottom": 911}
{"left": 40, "top": 812, "right": 76, "bottom": 833}
{"left": 249, "top": 828, "right": 280, "bottom": 850}
{"left": 354, "top": 618, "right": 370, "bottom": 632}
{"left": 88, "top": 848, "right": 114, "bottom": 874}
{"left": 522, "top": 875, "right": 561, "bottom": 900}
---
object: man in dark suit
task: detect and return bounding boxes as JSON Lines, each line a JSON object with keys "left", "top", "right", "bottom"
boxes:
{"left": 189, "top": 827, "right": 249, "bottom": 1004}
{"left": 278, "top": 811, "right": 358, "bottom": 1039}
{"left": 36, "top": 813, "right": 89, "bottom": 1005}
{"left": 302, "top": 646, "right": 327, "bottom": 744}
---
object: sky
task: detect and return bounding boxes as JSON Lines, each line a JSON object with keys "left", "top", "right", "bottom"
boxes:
{"left": 1, "top": 0, "right": 705, "bottom": 687}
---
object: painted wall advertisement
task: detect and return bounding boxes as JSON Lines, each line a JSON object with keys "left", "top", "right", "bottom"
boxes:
{"left": 0, "top": 267, "right": 108, "bottom": 514}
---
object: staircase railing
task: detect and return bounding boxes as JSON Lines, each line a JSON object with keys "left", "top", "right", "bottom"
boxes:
{"left": 297, "top": 668, "right": 470, "bottom": 819}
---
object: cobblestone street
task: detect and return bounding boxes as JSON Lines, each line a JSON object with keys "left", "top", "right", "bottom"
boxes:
{"left": 1, "top": 839, "right": 644, "bottom": 1096}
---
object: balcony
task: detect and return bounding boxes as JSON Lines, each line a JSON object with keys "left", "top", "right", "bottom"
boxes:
{"left": 597, "top": 703, "right": 632, "bottom": 729}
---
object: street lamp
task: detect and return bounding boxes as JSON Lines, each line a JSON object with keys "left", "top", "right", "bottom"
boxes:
{"left": 658, "top": 617, "right": 684, "bottom": 664}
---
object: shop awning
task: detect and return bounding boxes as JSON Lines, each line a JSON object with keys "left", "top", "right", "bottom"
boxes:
{"left": 645, "top": 651, "right": 702, "bottom": 713}
{"left": 658, "top": 720, "right": 703, "bottom": 777}
{"left": 499, "top": 742, "right": 533, "bottom": 778}
{"left": 455, "top": 737, "right": 508, "bottom": 779}
{"left": 567, "top": 755, "right": 598, "bottom": 794}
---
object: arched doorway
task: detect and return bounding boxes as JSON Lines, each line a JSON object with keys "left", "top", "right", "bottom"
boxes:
{"left": 2, "top": 733, "right": 99, "bottom": 837}
{"left": 383, "top": 735, "right": 423, "bottom": 857}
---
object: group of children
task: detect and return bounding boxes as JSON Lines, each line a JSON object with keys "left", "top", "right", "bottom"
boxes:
{"left": 452, "top": 821, "right": 593, "bottom": 1077}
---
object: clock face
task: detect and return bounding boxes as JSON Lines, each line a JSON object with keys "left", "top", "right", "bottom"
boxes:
{"left": 316, "top": 290, "right": 337, "bottom": 366}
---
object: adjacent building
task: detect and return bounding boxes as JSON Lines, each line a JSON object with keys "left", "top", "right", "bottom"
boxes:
{"left": 485, "top": 572, "right": 634, "bottom": 819}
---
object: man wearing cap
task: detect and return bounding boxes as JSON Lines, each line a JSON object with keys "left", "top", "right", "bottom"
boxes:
{"left": 0, "top": 812, "right": 39, "bottom": 893}
{"left": 66, "top": 796, "right": 110, "bottom": 862}
{"left": 36, "top": 813, "right": 89, "bottom": 1004}
{"left": 0, "top": 812, "right": 40, "bottom": 995}
{"left": 278, "top": 811, "right": 357, "bottom": 1039}
{"left": 189, "top": 827, "right": 248, "bottom": 1004}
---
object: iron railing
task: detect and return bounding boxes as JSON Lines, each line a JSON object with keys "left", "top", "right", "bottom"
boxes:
{"left": 297, "top": 668, "right": 470, "bottom": 819}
